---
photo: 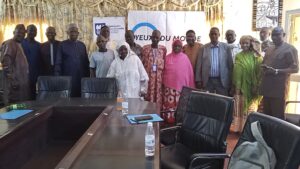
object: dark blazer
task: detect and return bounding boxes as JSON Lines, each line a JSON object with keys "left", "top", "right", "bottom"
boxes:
{"left": 40, "top": 40, "right": 60, "bottom": 75}
{"left": 195, "top": 42, "right": 233, "bottom": 89}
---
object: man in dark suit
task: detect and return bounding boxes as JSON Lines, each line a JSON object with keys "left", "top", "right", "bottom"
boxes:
{"left": 40, "top": 26, "right": 60, "bottom": 75}
{"left": 54, "top": 23, "right": 89, "bottom": 97}
{"left": 260, "top": 27, "right": 299, "bottom": 119}
{"left": 195, "top": 27, "right": 233, "bottom": 96}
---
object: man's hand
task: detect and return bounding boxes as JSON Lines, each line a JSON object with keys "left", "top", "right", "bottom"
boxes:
{"left": 261, "top": 64, "right": 276, "bottom": 75}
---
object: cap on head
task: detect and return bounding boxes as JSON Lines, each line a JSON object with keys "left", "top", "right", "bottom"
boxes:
{"left": 225, "top": 29, "right": 235, "bottom": 36}
{"left": 67, "top": 23, "right": 78, "bottom": 31}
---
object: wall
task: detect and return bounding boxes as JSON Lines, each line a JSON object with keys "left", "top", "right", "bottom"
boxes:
{"left": 221, "top": 0, "right": 300, "bottom": 43}
{"left": 221, "top": 0, "right": 259, "bottom": 42}
{"left": 282, "top": 0, "right": 300, "bottom": 29}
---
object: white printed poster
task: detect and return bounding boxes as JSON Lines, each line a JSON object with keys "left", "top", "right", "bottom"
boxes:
{"left": 128, "top": 11, "right": 207, "bottom": 53}
{"left": 93, "top": 17, "right": 126, "bottom": 43}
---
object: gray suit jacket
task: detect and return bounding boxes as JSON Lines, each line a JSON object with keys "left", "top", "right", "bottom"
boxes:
{"left": 195, "top": 42, "right": 233, "bottom": 89}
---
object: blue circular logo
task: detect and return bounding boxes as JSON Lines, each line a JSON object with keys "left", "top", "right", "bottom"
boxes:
{"left": 132, "top": 22, "right": 157, "bottom": 32}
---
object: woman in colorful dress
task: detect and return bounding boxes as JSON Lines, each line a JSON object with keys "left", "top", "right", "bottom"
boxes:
{"left": 232, "top": 35, "right": 262, "bottom": 132}
{"left": 162, "top": 39, "right": 195, "bottom": 124}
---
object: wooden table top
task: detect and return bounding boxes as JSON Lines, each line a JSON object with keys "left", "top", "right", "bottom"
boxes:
{"left": 0, "top": 98, "right": 160, "bottom": 169}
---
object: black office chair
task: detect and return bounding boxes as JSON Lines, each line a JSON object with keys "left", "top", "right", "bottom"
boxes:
{"left": 161, "top": 86, "right": 202, "bottom": 125}
{"left": 36, "top": 76, "right": 72, "bottom": 100}
{"left": 161, "top": 91, "right": 234, "bottom": 169}
{"left": 190, "top": 112, "right": 300, "bottom": 169}
{"left": 81, "top": 77, "right": 117, "bottom": 99}
{"left": 160, "top": 86, "right": 203, "bottom": 145}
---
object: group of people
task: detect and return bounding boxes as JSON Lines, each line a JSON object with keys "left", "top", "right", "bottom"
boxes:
{"left": 0, "top": 23, "right": 298, "bottom": 127}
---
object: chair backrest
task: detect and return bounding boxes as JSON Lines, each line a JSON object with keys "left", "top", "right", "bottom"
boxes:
{"left": 81, "top": 77, "right": 117, "bottom": 99}
{"left": 180, "top": 91, "right": 234, "bottom": 153}
{"left": 36, "top": 76, "right": 72, "bottom": 100}
{"left": 175, "top": 86, "right": 203, "bottom": 124}
{"left": 235, "top": 112, "right": 300, "bottom": 169}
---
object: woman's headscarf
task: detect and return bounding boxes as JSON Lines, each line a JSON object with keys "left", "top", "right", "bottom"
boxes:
{"left": 172, "top": 39, "right": 183, "bottom": 53}
{"left": 239, "top": 35, "right": 261, "bottom": 56}
{"left": 163, "top": 39, "right": 195, "bottom": 91}
{"left": 115, "top": 41, "right": 135, "bottom": 59}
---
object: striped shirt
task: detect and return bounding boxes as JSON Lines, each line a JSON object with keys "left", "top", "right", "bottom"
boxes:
{"left": 210, "top": 44, "right": 220, "bottom": 77}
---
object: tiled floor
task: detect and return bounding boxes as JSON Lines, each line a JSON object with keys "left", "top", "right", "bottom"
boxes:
{"left": 226, "top": 132, "right": 240, "bottom": 154}
{"left": 224, "top": 132, "right": 240, "bottom": 168}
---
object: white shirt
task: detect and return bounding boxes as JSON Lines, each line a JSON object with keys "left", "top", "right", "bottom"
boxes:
{"left": 228, "top": 42, "right": 242, "bottom": 63}
{"left": 107, "top": 53, "right": 149, "bottom": 98}
{"left": 89, "top": 49, "right": 115, "bottom": 77}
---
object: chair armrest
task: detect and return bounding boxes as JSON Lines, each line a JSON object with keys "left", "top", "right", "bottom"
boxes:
{"left": 160, "top": 125, "right": 181, "bottom": 133}
{"left": 160, "top": 125, "right": 181, "bottom": 146}
{"left": 190, "top": 153, "right": 230, "bottom": 159}
{"left": 188, "top": 153, "right": 230, "bottom": 169}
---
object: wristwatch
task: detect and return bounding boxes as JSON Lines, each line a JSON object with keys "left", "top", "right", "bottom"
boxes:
{"left": 275, "top": 69, "right": 279, "bottom": 75}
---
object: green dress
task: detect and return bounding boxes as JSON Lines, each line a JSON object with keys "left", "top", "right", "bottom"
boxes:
{"left": 233, "top": 51, "right": 263, "bottom": 113}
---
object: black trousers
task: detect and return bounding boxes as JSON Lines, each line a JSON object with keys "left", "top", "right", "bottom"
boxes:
{"left": 263, "top": 97, "right": 286, "bottom": 120}
{"left": 204, "top": 77, "right": 228, "bottom": 96}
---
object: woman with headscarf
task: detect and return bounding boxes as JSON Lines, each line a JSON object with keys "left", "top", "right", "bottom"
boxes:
{"left": 232, "top": 35, "right": 263, "bottom": 132}
{"left": 107, "top": 42, "right": 149, "bottom": 98}
{"left": 162, "top": 39, "right": 195, "bottom": 124}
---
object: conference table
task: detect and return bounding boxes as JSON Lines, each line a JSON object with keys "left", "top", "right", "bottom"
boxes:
{"left": 0, "top": 98, "right": 160, "bottom": 169}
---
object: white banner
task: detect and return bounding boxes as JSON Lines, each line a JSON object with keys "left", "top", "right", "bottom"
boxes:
{"left": 128, "top": 11, "right": 207, "bottom": 53}
{"left": 93, "top": 17, "right": 126, "bottom": 43}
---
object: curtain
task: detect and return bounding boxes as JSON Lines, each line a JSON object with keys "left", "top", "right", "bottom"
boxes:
{"left": 0, "top": 0, "right": 223, "bottom": 52}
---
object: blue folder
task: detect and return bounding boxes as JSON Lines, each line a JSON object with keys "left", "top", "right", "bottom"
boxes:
{"left": 126, "top": 114, "right": 164, "bottom": 124}
{"left": 0, "top": 110, "right": 33, "bottom": 120}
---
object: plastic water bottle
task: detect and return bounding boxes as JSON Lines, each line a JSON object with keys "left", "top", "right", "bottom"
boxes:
{"left": 122, "top": 92, "right": 128, "bottom": 115}
{"left": 7, "top": 103, "right": 27, "bottom": 111}
{"left": 116, "top": 90, "right": 124, "bottom": 111}
{"left": 145, "top": 122, "right": 155, "bottom": 157}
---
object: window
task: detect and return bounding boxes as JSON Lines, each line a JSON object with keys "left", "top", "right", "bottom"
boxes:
{"left": 1, "top": 23, "right": 49, "bottom": 43}
{"left": 286, "top": 11, "right": 300, "bottom": 114}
